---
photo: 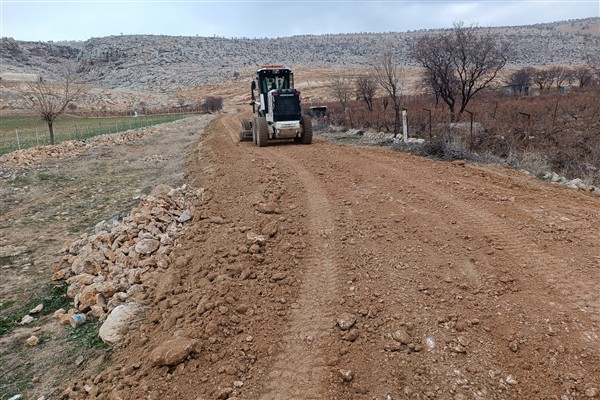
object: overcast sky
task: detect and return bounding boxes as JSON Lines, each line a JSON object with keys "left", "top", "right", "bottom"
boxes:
{"left": 1, "top": 0, "right": 598, "bottom": 42}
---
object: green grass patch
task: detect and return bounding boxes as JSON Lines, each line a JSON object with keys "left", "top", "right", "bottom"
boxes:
{"left": 0, "top": 300, "right": 16, "bottom": 312}
{"left": 36, "top": 172, "right": 69, "bottom": 183}
{"left": 67, "top": 321, "right": 107, "bottom": 350}
{"left": 0, "top": 313, "right": 21, "bottom": 337}
{"left": 4, "top": 175, "right": 31, "bottom": 187}
{"left": 0, "top": 255, "right": 15, "bottom": 266}
{"left": 0, "top": 114, "right": 189, "bottom": 155}
{"left": 0, "top": 282, "right": 71, "bottom": 337}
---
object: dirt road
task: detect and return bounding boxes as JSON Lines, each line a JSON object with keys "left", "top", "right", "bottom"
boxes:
{"left": 69, "top": 110, "right": 599, "bottom": 399}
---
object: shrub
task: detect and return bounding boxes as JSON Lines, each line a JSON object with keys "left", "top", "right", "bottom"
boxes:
{"left": 201, "top": 96, "right": 223, "bottom": 113}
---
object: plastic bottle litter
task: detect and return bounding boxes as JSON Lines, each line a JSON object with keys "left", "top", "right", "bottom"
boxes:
{"left": 70, "top": 313, "right": 87, "bottom": 327}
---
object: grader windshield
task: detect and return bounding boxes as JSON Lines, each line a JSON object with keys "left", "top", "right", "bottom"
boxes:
{"left": 257, "top": 67, "right": 293, "bottom": 94}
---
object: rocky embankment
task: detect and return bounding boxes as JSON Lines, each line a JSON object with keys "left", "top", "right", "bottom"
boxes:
{"left": 1, "top": 18, "right": 598, "bottom": 92}
{"left": 50, "top": 183, "right": 200, "bottom": 344}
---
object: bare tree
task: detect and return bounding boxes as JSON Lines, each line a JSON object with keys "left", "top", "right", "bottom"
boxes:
{"left": 331, "top": 76, "right": 352, "bottom": 112}
{"left": 549, "top": 66, "right": 572, "bottom": 90}
{"left": 23, "top": 66, "right": 87, "bottom": 145}
{"left": 507, "top": 67, "right": 533, "bottom": 94}
{"left": 355, "top": 74, "right": 377, "bottom": 111}
{"left": 410, "top": 22, "right": 509, "bottom": 122}
{"left": 374, "top": 49, "right": 404, "bottom": 137}
{"left": 573, "top": 66, "right": 594, "bottom": 88}
{"left": 177, "top": 97, "right": 187, "bottom": 108}
{"left": 532, "top": 68, "right": 554, "bottom": 91}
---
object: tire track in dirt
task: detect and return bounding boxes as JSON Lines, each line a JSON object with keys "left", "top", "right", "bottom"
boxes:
{"left": 220, "top": 110, "right": 242, "bottom": 144}
{"left": 287, "top": 143, "right": 598, "bottom": 397}
{"left": 358, "top": 150, "right": 600, "bottom": 340}
{"left": 256, "top": 146, "right": 341, "bottom": 400}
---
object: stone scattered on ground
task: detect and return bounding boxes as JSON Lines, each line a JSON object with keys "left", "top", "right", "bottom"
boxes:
{"left": 148, "top": 337, "right": 199, "bottom": 367}
{"left": 336, "top": 313, "right": 357, "bottom": 331}
{"left": 543, "top": 171, "right": 598, "bottom": 193}
{"left": 29, "top": 304, "right": 43, "bottom": 314}
{"left": 26, "top": 335, "right": 40, "bottom": 346}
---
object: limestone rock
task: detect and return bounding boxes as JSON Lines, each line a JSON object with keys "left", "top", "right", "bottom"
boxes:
{"left": 29, "top": 304, "right": 43, "bottom": 314}
{"left": 150, "top": 184, "right": 173, "bottom": 198}
{"left": 391, "top": 328, "right": 411, "bottom": 344}
{"left": 134, "top": 239, "right": 160, "bottom": 255}
{"left": 149, "top": 337, "right": 199, "bottom": 366}
{"left": 71, "top": 245, "right": 105, "bottom": 275}
{"left": 99, "top": 303, "right": 143, "bottom": 345}
{"left": 177, "top": 209, "right": 192, "bottom": 223}
{"left": 336, "top": 313, "right": 357, "bottom": 331}
{"left": 339, "top": 369, "right": 354, "bottom": 382}
{"left": 26, "top": 335, "right": 40, "bottom": 346}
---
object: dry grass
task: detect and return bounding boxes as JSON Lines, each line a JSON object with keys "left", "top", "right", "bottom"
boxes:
{"left": 314, "top": 86, "right": 600, "bottom": 185}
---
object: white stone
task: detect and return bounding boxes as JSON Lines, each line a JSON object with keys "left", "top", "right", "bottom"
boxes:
{"left": 99, "top": 303, "right": 143, "bottom": 345}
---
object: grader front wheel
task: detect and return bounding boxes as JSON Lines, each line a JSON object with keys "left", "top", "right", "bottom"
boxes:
{"left": 256, "top": 117, "right": 269, "bottom": 147}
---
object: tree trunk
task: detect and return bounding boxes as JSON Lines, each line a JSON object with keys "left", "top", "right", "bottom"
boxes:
{"left": 48, "top": 121, "right": 55, "bottom": 145}
{"left": 449, "top": 106, "right": 457, "bottom": 123}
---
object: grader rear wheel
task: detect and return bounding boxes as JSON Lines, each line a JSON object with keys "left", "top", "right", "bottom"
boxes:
{"left": 300, "top": 115, "right": 313, "bottom": 144}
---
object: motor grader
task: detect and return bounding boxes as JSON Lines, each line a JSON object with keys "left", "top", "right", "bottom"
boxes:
{"left": 240, "top": 65, "right": 312, "bottom": 146}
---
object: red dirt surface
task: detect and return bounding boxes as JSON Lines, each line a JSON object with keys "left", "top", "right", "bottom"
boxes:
{"left": 63, "top": 110, "right": 599, "bottom": 399}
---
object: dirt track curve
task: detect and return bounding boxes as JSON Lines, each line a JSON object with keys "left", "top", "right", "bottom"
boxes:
{"left": 79, "top": 110, "right": 599, "bottom": 399}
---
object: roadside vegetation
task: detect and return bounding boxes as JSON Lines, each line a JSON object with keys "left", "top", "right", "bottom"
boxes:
{"left": 317, "top": 24, "right": 599, "bottom": 187}
{"left": 314, "top": 86, "right": 600, "bottom": 186}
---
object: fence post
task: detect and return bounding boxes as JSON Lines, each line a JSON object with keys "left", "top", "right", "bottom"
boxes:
{"left": 465, "top": 110, "right": 474, "bottom": 151}
{"left": 423, "top": 108, "right": 432, "bottom": 139}
{"left": 401, "top": 108, "right": 408, "bottom": 143}
{"left": 36, "top": 129, "right": 39, "bottom": 146}
{"left": 15, "top": 129, "right": 21, "bottom": 150}
{"left": 519, "top": 112, "right": 531, "bottom": 150}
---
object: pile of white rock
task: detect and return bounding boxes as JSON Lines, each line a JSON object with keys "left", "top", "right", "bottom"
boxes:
{"left": 542, "top": 171, "right": 598, "bottom": 193}
{"left": 51, "top": 184, "right": 201, "bottom": 328}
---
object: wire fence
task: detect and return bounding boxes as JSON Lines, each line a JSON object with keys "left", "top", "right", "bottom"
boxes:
{"left": 0, "top": 113, "right": 188, "bottom": 156}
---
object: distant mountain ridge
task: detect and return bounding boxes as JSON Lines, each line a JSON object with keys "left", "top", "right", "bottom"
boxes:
{"left": 1, "top": 17, "right": 598, "bottom": 92}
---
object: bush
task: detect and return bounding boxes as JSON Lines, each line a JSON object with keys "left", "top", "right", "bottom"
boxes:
{"left": 201, "top": 96, "right": 223, "bottom": 113}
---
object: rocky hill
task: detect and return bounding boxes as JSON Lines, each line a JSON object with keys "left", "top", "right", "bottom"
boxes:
{"left": 1, "top": 18, "right": 598, "bottom": 93}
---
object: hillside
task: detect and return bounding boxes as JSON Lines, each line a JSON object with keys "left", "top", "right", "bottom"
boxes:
{"left": 1, "top": 18, "right": 598, "bottom": 93}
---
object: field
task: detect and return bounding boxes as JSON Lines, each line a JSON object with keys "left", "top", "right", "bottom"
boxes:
{"left": 0, "top": 114, "right": 188, "bottom": 155}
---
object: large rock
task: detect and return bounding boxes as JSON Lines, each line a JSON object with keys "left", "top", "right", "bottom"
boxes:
{"left": 76, "top": 282, "right": 119, "bottom": 311}
{"left": 155, "top": 271, "right": 180, "bottom": 301}
{"left": 99, "top": 303, "right": 143, "bottom": 345}
{"left": 149, "top": 337, "right": 199, "bottom": 367}
{"left": 71, "top": 245, "right": 106, "bottom": 275}
{"left": 134, "top": 239, "right": 160, "bottom": 255}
